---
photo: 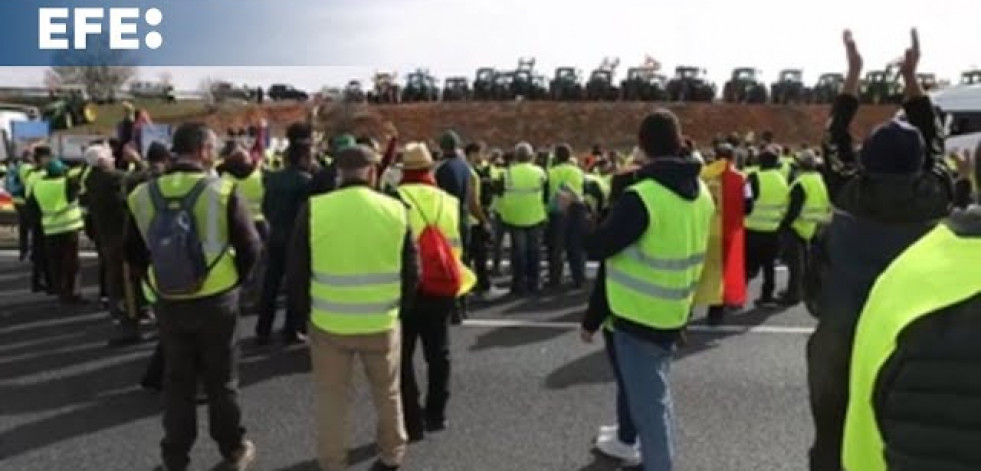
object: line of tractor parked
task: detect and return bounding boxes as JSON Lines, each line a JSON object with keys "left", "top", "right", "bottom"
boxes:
{"left": 339, "top": 58, "right": 981, "bottom": 106}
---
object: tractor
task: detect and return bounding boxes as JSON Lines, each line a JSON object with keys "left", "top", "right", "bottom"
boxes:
{"left": 811, "top": 73, "right": 845, "bottom": 104}
{"left": 585, "top": 57, "right": 621, "bottom": 101}
{"left": 666, "top": 66, "right": 716, "bottom": 102}
{"left": 549, "top": 67, "right": 584, "bottom": 101}
{"left": 917, "top": 73, "right": 939, "bottom": 92}
{"left": 442, "top": 77, "right": 472, "bottom": 101}
{"left": 491, "top": 72, "right": 516, "bottom": 100}
{"left": 860, "top": 65, "right": 903, "bottom": 104}
{"left": 473, "top": 67, "right": 497, "bottom": 100}
{"left": 509, "top": 57, "right": 547, "bottom": 100}
{"left": 42, "top": 86, "right": 97, "bottom": 130}
{"left": 961, "top": 70, "right": 981, "bottom": 86}
{"left": 770, "top": 69, "right": 809, "bottom": 104}
{"left": 402, "top": 69, "right": 440, "bottom": 103}
{"left": 723, "top": 68, "right": 768, "bottom": 103}
{"left": 620, "top": 57, "right": 668, "bottom": 101}
{"left": 343, "top": 80, "right": 366, "bottom": 103}
{"left": 368, "top": 72, "right": 401, "bottom": 104}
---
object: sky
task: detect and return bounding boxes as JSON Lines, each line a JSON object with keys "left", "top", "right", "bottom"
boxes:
{"left": 0, "top": 0, "right": 977, "bottom": 91}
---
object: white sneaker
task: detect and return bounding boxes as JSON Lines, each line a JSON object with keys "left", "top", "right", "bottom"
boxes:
{"left": 596, "top": 424, "right": 618, "bottom": 440}
{"left": 595, "top": 434, "right": 641, "bottom": 467}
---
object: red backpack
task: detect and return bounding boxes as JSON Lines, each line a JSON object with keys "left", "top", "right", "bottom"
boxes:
{"left": 402, "top": 190, "right": 462, "bottom": 297}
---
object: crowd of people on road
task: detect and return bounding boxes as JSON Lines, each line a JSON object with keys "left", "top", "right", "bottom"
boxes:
{"left": 0, "top": 29, "right": 979, "bottom": 471}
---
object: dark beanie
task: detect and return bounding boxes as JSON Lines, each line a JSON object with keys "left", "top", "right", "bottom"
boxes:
{"left": 638, "top": 109, "right": 683, "bottom": 158}
{"left": 859, "top": 120, "right": 925, "bottom": 175}
{"left": 440, "top": 130, "right": 461, "bottom": 151}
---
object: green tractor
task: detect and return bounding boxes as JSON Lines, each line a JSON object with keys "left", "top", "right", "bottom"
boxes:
{"left": 442, "top": 77, "right": 472, "bottom": 102}
{"left": 811, "top": 73, "right": 844, "bottom": 104}
{"left": 961, "top": 70, "right": 981, "bottom": 86}
{"left": 473, "top": 67, "right": 497, "bottom": 100}
{"left": 620, "top": 59, "right": 668, "bottom": 102}
{"left": 666, "top": 66, "right": 716, "bottom": 102}
{"left": 549, "top": 67, "right": 584, "bottom": 101}
{"left": 860, "top": 65, "right": 903, "bottom": 104}
{"left": 401, "top": 69, "right": 439, "bottom": 103}
{"left": 41, "top": 86, "right": 97, "bottom": 130}
{"left": 585, "top": 57, "right": 621, "bottom": 101}
{"left": 723, "top": 68, "right": 768, "bottom": 104}
{"left": 770, "top": 69, "right": 809, "bottom": 104}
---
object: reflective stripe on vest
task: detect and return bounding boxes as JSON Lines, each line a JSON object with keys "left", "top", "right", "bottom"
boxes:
{"left": 498, "top": 163, "right": 547, "bottom": 227}
{"left": 33, "top": 178, "right": 84, "bottom": 235}
{"left": 790, "top": 172, "right": 831, "bottom": 240}
{"left": 309, "top": 186, "right": 407, "bottom": 335}
{"left": 224, "top": 170, "right": 265, "bottom": 222}
{"left": 468, "top": 167, "right": 480, "bottom": 226}
{"left": 128, "top": 173, "right": 239, "bottom": 301}
{"left": 605, "top": 179, "right": 715, "bottom": 329}
{"left": 843, "top": 223, "right": 981, "bottom": 471}
{"left": 397, "top": 184, "right": 463, "bottom": 259}
{"left": 745, "top": 169, "right": 789, "bottom": 232}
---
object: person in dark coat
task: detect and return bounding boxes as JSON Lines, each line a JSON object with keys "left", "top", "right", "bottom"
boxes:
{"left": 255, "top": 123, "right": 315, "bottom": 346}
{"left": 804, "top": 30, "right": 954, "bottom": 471}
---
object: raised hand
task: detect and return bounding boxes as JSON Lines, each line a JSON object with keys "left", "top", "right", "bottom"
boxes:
{"left": 899, "top": 28, "right": 920, "bottom": 78}
{"left": 844, "top": 30, "right": 863, "bottom": 74}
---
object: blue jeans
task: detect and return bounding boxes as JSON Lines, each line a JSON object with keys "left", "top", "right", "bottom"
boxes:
{"left": 603, "top": 329, "right": 637, "bottom": 445}
{"left": 507, "top": 224, "right": 543, "bottom": 293}
{"left": 615, "top": 330, "right": 675, "bottom": 471}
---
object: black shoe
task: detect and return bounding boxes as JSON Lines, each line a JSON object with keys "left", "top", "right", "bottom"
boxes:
{"left": 754, "top": 297, "right": 779, "bottom": 308}
{"left": 370, "top": 459, "right": 400, "bottom": 471}
{"left": 425, "top": 417, "right": 447, "bottom": 432}
{"left": 406, "top": 426, "right": 425, "bottom": 443}
{"left": 213, "top": 439, "right": 255, "bottom": 471}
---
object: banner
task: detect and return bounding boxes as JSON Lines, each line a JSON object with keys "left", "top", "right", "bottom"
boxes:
{"left": 10, "top": 120, "right": 50, "bottom": 157}
{"left": 140, "top": 123, "right": 172, "bottom": 157}
{"left": 57, "top": 134, "right": 104, "bottom": 161}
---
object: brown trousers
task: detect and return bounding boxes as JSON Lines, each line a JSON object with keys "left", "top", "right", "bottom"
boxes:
{"left": 309, "top": 326, "right": 406, "bottom": 471}
{"left": 45, "top": 231, "right": 79, "bottom": 302}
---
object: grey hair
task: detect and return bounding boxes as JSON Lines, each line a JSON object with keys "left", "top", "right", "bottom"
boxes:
{"left": 514, "top": 142, "right": 534, "bottom": 162}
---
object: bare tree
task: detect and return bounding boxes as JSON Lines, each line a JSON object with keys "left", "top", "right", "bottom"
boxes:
{"left": 48, "top": 66, "right": 137, "bottom": 102}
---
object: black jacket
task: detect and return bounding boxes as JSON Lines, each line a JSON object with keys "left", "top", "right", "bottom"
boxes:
{"left": 262, "top": 165, "right": 312, "bottom": 246}
{"left": 582, "top": 157, "right": 704, "bottom": 347}
{"left": 872, "top": 206, "right": 981, "bottom": 471}
{"left": 286, "top": 181, "right": 419, "bottom": 322}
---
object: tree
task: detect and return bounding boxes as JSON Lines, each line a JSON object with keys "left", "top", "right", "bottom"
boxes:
{"left": 48, "top": 65, "right": 137, "bottom": 102}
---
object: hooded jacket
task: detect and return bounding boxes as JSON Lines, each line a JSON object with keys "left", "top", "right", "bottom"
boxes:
{"left": 583, "top": 157, "right": 704, "bottom": 346}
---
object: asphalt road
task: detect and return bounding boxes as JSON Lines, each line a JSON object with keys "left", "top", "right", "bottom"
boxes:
{"left": 0, "top": 252, "right": 817, "bottom": 471}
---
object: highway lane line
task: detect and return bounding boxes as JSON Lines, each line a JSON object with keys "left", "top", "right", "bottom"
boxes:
{"left": 461, "top": 318, "right": 813, "bottom": 335}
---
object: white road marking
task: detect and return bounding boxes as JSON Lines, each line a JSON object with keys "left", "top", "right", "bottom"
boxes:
{"left": 461, "top": 318, "right": 813, "bottom": 335}
{"left": 0, "top": 250, "right": 98, "bottom": 259}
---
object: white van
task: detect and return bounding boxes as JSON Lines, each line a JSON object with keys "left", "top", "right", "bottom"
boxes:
{"left": 932, "top": 84, "right": 981, "bottom": 156}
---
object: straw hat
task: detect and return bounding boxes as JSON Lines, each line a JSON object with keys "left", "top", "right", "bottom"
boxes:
{"left": 402, "top": 142, "right": 434, "bottom": 170}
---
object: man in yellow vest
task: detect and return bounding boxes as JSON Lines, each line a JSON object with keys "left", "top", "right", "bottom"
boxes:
{"left": 5, "top": 154, "right": 33, "bottom": 262}
{"left": 546, "top": 143, "right": 588, "bottom": 290}
{"left": 218, "top": 147, "right": 268, "bottom": 314}
{"left": 28, "top": 157, "right": 85, "bottom": 304}
{"left": 497, "top": 142, "right": 548, "bottom": 295}
{"left": 287, "top": 145, "right": 417, "bottom": 471}
{"left": 124, "top": 123, "right": 260, "bottom": 471}
{"left": 776, "top": 150, "right": 830, "bottom": 306}
{"left": 744, "top": 148, "right": 789, "bottom": 306}
{"left": 842, "top": 204, "right": 980, "bottom": 471}
{"left": 779, "top": 145, "right": 797, "bottom": 182}
{"left": 396, "top": 142, "right": 474, "bottom": 442}
{"left": 584, "top": 110, "right": 715, "bottom": 471}
{"left": 23, "top": 147, "right": 54, "bottom": 293}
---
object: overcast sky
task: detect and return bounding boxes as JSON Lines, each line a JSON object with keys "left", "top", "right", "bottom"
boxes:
{"left": 0, "top": 0, "right": 976, "bottom": 91}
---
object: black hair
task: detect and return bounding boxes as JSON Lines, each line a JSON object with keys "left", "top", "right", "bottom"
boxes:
{"left": 554, "top": 144, "right": 572, "bottom": 163}
{"left": 464, "top": 142, "right": 482, "bottom": 156}
{"left": 759, "top": 149, "right": 779, "bottom": 167}
{"left": 34, "top": 145, "right": 52, "bottom": 159}
{"left": 172, "top": 122, "right": 212, "bottom": 155}
{"left": 638, "top": 109, "right": 683, "bottom": 158}
{"left": 147, "top": 141, "right": 171, "bottom": 164}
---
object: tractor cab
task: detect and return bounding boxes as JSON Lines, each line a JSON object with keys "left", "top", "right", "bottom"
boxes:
{"left": 779, "top": 69, "right": 803, "bottom": 83}
{"left": 676, "top": 67, "right": 705, "bottom": 80}
{"left": 961, "top": 70, "right": 981, "bottom": 86}
{"left": 733, "top": 68, "right": 761, "bottom": 82}
{"left": 555, "top": 67, "right": 581, "bottom": 83}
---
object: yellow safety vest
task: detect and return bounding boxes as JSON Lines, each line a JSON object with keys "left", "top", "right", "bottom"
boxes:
{"left": 606, "top": 179, "right": 715, "bottom": 329}
{"left": 843, "top": 223, "right": 981, "bottom": 471}
{"left": 745, "top": 169, "right": 789, "bottom": 232}
{"left": 25, "top": 169, "right": 46, "bottom": 199}
{"left": 743, "top": 165, "right": 759, "bottom": 175}
{"left": 789, "top": 172, "right": 831, "bottom": 240}
{"left": 779, "top": 156, "right": 795, "bottom": 181}
{"left": 223, "top": 169, "right": 265, "bottom": 222}
{"left": 128, "top": 173, "right": 239, "bottom": 301}
{"left": 309, "top": 186, "right": 408, "bottom": 335}
{"left": 584, "top": 173, "right": 608, "bottom": 213}
{"left": 33, "top": 177, "right": 84, "bottom": 235}
{"left": 489, "top": 165, "right": 505, "bottom": 212}
{"left": 548, "top": 163, "right": 586, "bottom": 201}
{"left": 498, "top": 163, "right": 547, "bottom": 227}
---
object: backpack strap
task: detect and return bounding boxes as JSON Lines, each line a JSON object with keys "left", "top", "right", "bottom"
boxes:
{"left": 400, "top": 187, "right": 442, "bottom": 227}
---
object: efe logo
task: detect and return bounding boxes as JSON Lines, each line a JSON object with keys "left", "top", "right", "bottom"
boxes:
{"left": 39, "top": 7, "right": 163, "bottom": 50}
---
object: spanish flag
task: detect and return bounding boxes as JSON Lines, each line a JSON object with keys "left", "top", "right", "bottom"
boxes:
{"left": 694, "top": 160, "right": 747, "bottom": 307}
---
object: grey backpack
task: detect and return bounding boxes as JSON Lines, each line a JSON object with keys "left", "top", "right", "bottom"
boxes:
{"left": 145, "top": 177, "right": 222, "bottom": 296}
